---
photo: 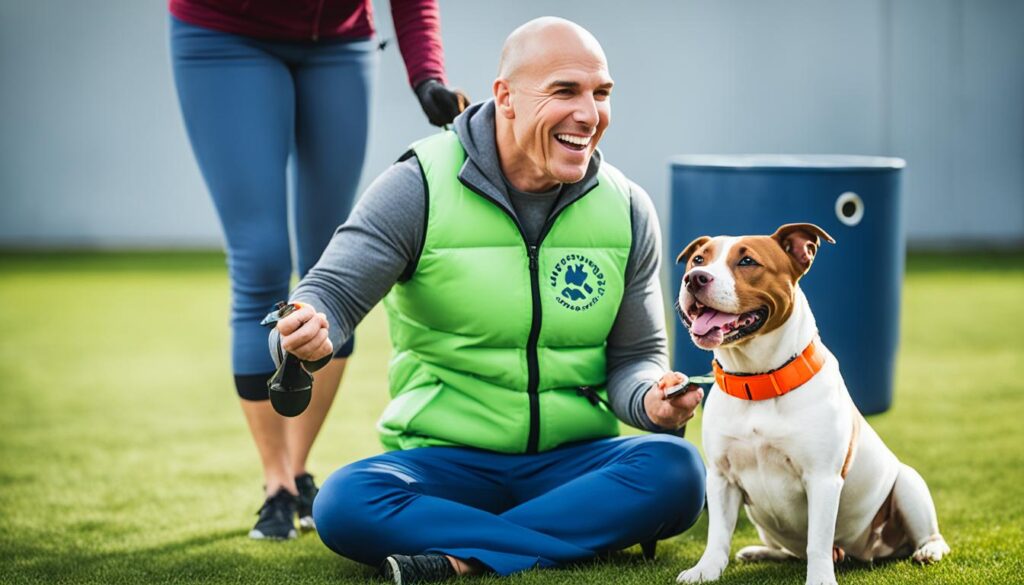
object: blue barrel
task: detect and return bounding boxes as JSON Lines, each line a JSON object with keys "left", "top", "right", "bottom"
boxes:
{"left": 669, "top": 155, "right": 905, "bottom": 415}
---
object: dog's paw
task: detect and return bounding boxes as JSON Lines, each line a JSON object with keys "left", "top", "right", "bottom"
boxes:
{"left": 676, "top": 564, "right": 724, "bottom": 583}
{"left": 912, "top": 536, "right": 950, "bottom": 564}
{"left": 805, "top": 559, "right": 838, "bottom": 585}
{"left": 736, "top": 545, "right": 792, "bottom": 563}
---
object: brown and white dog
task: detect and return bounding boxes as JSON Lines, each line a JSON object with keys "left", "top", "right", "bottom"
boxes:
{"left": 674, "top": 223, "right": 949, "bottom": 585}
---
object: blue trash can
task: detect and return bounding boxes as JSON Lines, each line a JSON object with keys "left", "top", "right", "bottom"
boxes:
{"left": 669, "top": 155, "right": 905, "bottom": 415}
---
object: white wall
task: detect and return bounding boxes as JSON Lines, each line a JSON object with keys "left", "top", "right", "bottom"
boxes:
{"left": 1, "top": 0, "right": 1021, "bottom": 249}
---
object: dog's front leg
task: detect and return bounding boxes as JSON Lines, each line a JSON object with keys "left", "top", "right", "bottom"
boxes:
{"left": 677, "top": 471, "right": 741, "bottom": 583}
{"left": 804, "top": 474, "right": 843, "bottom": 585}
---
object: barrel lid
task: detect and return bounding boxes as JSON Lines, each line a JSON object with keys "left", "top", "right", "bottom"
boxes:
{"left": 671, "top": 154, "right": 905, "bottom": 171}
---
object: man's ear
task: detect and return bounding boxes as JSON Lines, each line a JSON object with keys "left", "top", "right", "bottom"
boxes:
{"left": 492, "top": 79, "right": 514, "bottom": 119}
{"left": 771, "top": 223, "right": 835, "bottom": 276}
{"left": 676, "top": 236, "right": 711, "bottom": 265}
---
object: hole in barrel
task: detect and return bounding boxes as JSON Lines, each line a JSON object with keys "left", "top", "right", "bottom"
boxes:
{"left": 835, "top": 191, "right": 864, "bottom": 226}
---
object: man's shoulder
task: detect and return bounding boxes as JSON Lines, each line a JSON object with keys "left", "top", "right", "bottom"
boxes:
{"left": 354, "top": 156, "right": 426, "bottom": 219}
{"left": 596, "top": 159, "right": 654, "bottom": 213}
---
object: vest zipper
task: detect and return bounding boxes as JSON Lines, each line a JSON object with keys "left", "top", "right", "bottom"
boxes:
{"left": 457, "top": 175, "right": 599, "bottom": 454}
{"left": 525, "top": 244, "right": 542, "bottom": 453}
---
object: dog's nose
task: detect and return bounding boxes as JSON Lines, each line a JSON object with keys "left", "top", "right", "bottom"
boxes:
{"left": 685, "top": 269, "right": 714, "bottom": 292}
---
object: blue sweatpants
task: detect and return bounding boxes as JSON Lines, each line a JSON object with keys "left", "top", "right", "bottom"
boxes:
{"left": 313, "top": 435, "right": 706, "bottom": 576}
{"left": 170, "top": 17, "right": 373, "bottom": 394}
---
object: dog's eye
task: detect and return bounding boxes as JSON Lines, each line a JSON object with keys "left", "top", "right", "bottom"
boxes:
{"left": 738, "top": 256, "right": 759, "bottom": 267}
{"left": 692, "top": 255, "right": 704, "bottom": 265}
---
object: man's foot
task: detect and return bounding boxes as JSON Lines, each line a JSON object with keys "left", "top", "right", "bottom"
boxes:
{"left": 295, "top": 473, "right": 318, "bottom": 532}
{"left": 380, "top": 554, "right": 456, "bottom": 584}
{"left": 248, "top": 489, "right": 297, "bottom": 540}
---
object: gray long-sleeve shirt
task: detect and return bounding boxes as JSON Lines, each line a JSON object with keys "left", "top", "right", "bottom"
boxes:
{"left": 278, "top": 100, "right": 672, "bottom": 432}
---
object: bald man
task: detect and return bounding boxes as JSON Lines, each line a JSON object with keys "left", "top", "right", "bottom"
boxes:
{"left": 271, "top": 17, "right": 706, "bottom": 584}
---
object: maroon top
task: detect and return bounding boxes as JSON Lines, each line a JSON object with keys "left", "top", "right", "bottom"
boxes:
{"left": 169, "top": 0, "right": 447, "bottom": 87}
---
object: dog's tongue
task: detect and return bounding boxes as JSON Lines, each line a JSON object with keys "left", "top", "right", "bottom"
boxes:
{"left": 692, "top": 309, "right": 739, "bottom": 336}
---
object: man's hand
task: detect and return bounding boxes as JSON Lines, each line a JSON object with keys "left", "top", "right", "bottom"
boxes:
{"left": 276, "top": 303, "right": 333, "bottom": 363}
{"left": 644, "top": 371, "right": 704, "bottom": 430}
{"left": 414, "top": 78, "right": 469, "bottom": 127}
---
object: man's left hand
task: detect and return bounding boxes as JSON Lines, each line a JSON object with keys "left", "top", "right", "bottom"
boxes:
{"left": 643, "top": 371, "right": 704, "bottom": 430}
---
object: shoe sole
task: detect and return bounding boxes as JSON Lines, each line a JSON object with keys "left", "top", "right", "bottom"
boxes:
{"left": 383, "top": 556, "right": 402, "bottom": 585}
{"left": 248, "top": 528, "right": 297, "bottom": 540}
{"left": 298, "top": 515, "right": 316, "bottom": 532}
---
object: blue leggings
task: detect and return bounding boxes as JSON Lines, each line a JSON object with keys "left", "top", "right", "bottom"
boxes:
{"left": 313, "top": 435, "right": 706, "bottom": 575}
{"left": 170, "top": 17, "right": 372, "bottom": 397}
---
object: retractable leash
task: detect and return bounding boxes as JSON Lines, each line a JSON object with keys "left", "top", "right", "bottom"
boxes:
{"left": 576, "top": 371, "right": 714, "bottom": 409}
{"left": 260, "top": 302, "right": 314, "bottom": 417}
{"left": 663, "top": 373, "right": 715, "bottom": 398}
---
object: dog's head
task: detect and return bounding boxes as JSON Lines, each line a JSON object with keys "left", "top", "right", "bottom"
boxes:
{"left": 675, "top": 223, "right": 834, "bottom": 350}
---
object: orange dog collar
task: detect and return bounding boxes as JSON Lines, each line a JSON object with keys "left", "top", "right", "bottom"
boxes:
{"left": 712, "top": 340, "right": 825, "bottom": 401}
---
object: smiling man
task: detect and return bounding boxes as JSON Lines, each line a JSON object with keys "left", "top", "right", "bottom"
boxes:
{"left": 270, "top": 17, "right": 707, "bottom": 584}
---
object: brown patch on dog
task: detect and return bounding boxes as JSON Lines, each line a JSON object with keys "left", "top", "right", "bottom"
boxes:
{"left": 724, "top": 235, "right": 800, "bottom": 338}
{"left": 869, "top": 487, "right": 895, "bottom": 541}
{"left": 700, "top": 225, "right": 836, "bottom": 341}
{"left": 676, "top": 225, "right": 834, "bottom": 344}
{"left": 676, "top": 235, "right": 713, "bottom": 266}
{"left": 841, "top": 411, "right": 861, "bottom": 479}
{"left": 868, "top": 484, "right": 911, "bottom": 556}
{"left": 770, "top": 223, "right": 835, "bottom": 279}
{"left": 832, "top": 545, "right": 846, "bottom": 564}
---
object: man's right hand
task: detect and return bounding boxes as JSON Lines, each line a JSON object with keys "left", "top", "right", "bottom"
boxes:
{"left": 276, "top": 303, "right": 333, "bottom": 363}
{"left": 643, "top": 371, "right": 704, "bottom": 430}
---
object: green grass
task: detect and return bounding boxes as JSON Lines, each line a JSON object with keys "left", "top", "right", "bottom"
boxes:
{"left": 1, "top": 251, "right": 1022, "bottom": 584}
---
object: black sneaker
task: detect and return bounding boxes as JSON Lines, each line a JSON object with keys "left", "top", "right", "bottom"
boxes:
{"left": 295, "top": 473, "right": 318, "bottom": 532}
{"left": 380, "top": 554, "right": 456, "bottom": 585}
{"left": 249, "top": 489, "right": 297, "bottom": 540}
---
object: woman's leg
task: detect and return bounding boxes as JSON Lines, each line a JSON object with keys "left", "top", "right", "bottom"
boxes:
{"left": 170, "top": 17, "right": 298, "bottom": 499}
{"left": 284, "top": 38, "right": 377, "bottom": 476}
{"left": 286, "top": 357, "right": 346, "bottom": 477}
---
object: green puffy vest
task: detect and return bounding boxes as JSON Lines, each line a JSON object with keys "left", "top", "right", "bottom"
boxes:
{"left": 378, "top": 131, "right": 633, "bottom": 453}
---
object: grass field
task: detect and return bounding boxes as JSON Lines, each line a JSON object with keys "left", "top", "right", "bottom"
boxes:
{"left": 1, "top": 251, "right": 1022, "bottom": 585}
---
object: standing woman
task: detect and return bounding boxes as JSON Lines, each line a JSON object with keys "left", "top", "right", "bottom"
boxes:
{"left": 169, "top": 0, "right": 465, "bottom": 540}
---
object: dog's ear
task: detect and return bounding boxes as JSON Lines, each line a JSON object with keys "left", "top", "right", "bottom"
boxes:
{"left": 676, "top": 236, "right": 711, "bottom": 266}
{"left": 771, "top": 223, "right": 835, "bottom": 277}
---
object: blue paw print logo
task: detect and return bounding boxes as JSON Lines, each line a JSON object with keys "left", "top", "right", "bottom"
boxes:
{"left": 549, "top": 254, "right": 607, "bottom": 311}
{"left": 561, "top": 264, "right": 594, "bottom": 301}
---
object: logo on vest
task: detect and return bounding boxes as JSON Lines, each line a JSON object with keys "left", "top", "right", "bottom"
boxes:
{"left": 550, "top": 253, "right": 606, "bottom": 311}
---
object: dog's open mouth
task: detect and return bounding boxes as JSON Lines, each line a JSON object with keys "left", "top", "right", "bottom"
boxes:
{"left": 679, "top": 300, "right": 768, "bottom": 349}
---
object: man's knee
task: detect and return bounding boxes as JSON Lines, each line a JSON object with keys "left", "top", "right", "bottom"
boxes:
{"left": 313, "top": 460, "right": 405, "bottom": 565}
{"left": 626, "top": 435, "right": 707, "bottom": 531}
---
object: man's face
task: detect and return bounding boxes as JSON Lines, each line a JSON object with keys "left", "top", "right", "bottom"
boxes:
{"left": 503, "top": 51, "right": 613, "bottom": 188}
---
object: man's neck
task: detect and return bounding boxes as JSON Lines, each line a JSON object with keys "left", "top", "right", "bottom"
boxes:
{"left": 495, "top": 122, "right": 559, "bottom": 193}
{"left": 504, "top": 176, "right": 561, "bottom": 198}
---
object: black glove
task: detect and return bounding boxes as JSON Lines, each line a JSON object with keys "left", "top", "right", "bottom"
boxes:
{"left": 414, "top": 78, "right": 469, "bottom": 127}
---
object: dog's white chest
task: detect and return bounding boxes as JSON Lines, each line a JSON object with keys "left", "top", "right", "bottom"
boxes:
{"left": 712, "top": 411, "right": 813, "bottom": 540}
